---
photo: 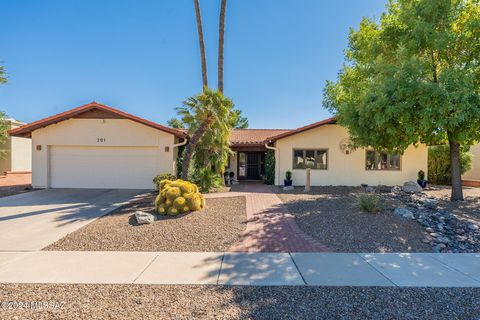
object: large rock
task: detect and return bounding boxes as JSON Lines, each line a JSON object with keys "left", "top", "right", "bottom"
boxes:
{"left": 403, "top": 181, "right": 422, "bottom": 194}
{"left": 135, "top": 211, "right": 155, "bottom": 225}
{"left": 394, "top": 207, "right": 414, "bottom": 219}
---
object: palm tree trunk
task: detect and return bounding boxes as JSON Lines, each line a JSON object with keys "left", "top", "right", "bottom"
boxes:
{"left": 448, "top": 133, "right": 464, "bottom": 201}
{"left": 217, "top": 0, "right": 227, "bottom": 93}
{"left": 181, "top": 118, "right": 213, "bottom": 180}
{"left": 194, "top": 0, "right": 208, "bottom": 89}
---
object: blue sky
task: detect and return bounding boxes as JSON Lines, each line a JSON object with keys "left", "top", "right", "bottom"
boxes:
{"left": 1, "top": 0, "right": 387, "bottom": 129}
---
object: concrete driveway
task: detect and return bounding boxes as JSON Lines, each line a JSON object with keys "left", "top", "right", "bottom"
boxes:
{"left": 0, "top": 189, "right": 149, "bottom": 251}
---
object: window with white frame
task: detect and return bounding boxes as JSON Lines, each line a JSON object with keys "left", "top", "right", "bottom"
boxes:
{"left": 293, "top": 149, "right": 328, "bottom": 170}
{"left": 365, "top": 150, "right": 401, "bottom": 170}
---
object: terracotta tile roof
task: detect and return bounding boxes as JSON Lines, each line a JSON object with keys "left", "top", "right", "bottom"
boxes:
{"left": 230, "top": 129, "right": 291, "bottom": 146}
{"left": 8, "top": 102, "right": 187, "bottom": 139}
{"left": 267, "top": 116, "right": 337, "bottom": 141}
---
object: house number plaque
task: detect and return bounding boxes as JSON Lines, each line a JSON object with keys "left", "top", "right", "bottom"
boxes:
{"left": 97, "top": 138, "right": 106, "bottom": 143}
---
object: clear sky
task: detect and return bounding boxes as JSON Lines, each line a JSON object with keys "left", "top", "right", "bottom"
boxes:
{"left": 1, "top": 0, "right": 388, "bottom": 129}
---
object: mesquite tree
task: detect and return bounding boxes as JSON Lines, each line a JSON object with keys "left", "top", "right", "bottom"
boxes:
{"left": 324, "top": 0, "right": 480, "bottom": 201}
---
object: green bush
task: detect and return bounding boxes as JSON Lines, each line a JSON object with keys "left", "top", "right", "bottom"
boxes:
{"left": 428, "top": 145, "right": 472, "bottom": 185}
{"left": 357, "top": 193, "right": 380, "bottom": 213}
{"left": 153, "top": 173, "right": 176, "bottom": 190}
{"left": 264, "top": 150, "right": 275, "bottom": 185}
{"left": 155, "top": 179, "right": 204, "bottom": 216}
{"left": 191, "top": 167, "right": 223, "bottom": 193}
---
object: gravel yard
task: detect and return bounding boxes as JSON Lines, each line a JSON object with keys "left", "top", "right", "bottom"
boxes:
{"left": 274, "top": 186, "right": 432, "bottom": 252}
{"left": 44, "top": 195, "right": 246, "bottom": 252}
{"left": 274, "top": 185, "right": 480, "bottom": 253}
{"left": 425, "top": 186, "right": 480, "bottom": 222}
{"left": 0, "top": 284, "right": 478, "bottom": 319}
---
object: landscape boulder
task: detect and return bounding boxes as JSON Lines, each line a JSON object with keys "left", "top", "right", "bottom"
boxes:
{"left": 394, "top": 207, "right": 414, "bottom": 219}
{"left": 402, "top": 181, "right": 422, "bottom": 194}
{"left": 135, "top": 211, "right": 155, "bottom": 225}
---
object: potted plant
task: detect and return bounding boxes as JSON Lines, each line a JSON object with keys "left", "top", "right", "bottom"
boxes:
{"left": 284, "top": 171, "right": 293, "bottom": 187}
{"left": 417, "top": 170, "right": 427, "bottom": 188}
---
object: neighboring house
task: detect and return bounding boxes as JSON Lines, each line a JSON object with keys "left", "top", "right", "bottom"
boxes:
{"left": 9, "top": 102, "right": 428, "bottom": 189}
{"left": 0, "top": 118, "right": 32, "bottom": 175}
{"left": 462, "top": 143, "right": 480, "bottom": 183}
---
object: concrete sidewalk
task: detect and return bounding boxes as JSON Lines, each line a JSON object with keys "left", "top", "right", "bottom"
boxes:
{"left": 0, "top": 252, "right": 478, "bottom": 287}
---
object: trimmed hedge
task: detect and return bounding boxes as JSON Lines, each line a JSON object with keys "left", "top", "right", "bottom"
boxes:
{"left": 428, "top": 145, "right": 472, "bottom": 185}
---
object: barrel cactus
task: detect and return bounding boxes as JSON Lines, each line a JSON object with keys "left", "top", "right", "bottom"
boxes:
{"left": 154, "top": 179, "right": 205, "bottom": 216}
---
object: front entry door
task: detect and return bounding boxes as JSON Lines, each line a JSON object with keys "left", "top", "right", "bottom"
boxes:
{"left": 238, "top": 152, "right": 263, "bottom": 180}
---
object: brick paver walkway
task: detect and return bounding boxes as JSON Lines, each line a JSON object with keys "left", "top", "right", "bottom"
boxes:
{"left": 205, "top": 182, "right": 328, "bottom": 252}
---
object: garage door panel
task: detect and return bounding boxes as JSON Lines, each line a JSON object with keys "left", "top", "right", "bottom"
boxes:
{"left": 49, "top": 146, "right": 159, "bottom": 189}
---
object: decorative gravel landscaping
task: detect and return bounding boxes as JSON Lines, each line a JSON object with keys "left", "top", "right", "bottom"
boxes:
{"left": 1, "top": 284, "right": 479, "bottom": 319}
{"left": 389, "top": 186, "right": 480, "bottom": 253}
{"left": 275, "top": 186, "right": 431, "bottom": 252}
{"left": 44, "top": 195, "right": 246, "bottom": 252}
{"left": 274, "top": 185, "right": 480, "bottom": 253}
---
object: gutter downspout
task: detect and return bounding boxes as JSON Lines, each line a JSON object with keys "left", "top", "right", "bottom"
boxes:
{"left": 265, "top": 141, "right": 278, "bottom": 185}
{"left": 173, "top": 138, "right": 188, "bottom": 148}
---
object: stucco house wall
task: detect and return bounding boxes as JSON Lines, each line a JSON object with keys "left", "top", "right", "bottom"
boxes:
{"left": 32, "top": 118, "right": 177, "bottom": 188}
{"left": 274, "top": 124, "right": 428, "bottom": 186}
{"left": 463, "top": 143, "right": 480, "bottom": 181}
{"left": 225, "top": 152, "right": 238, "bottom": 180}
{"left": 0, "top": 120, "right": 32, "bottom": 174}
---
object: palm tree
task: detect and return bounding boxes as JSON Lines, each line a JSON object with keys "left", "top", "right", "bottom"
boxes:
{"left": 217, "top": 0, "right": 227, "bottom": 93}
{"left": 178, "top": 88, "right": 233, "bottom": 179}
{"left": 194, "top": 0, "right": 208, "bottom": 89}
{"left": 0, "top": 64, "right": 6, "bottom": 85}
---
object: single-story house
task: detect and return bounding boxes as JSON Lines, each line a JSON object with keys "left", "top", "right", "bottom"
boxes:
{"left": 9, "top": 102, "right": 428, "bottom": 189}
{"left": 0, "top": 118, "right": 32, "bottom": 174}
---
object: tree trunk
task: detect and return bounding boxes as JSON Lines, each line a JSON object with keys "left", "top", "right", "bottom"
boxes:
{"left": 181, "top": 118, "right": 213, "bottom": 180}
{"left": 217, "top": 0, "right": 227, "bottom": 93}
{"left": 194, "top": 0, "right": 208, "bottom": 89}
{"left": 448, "top": 134, "right": 464, "bottom": 201}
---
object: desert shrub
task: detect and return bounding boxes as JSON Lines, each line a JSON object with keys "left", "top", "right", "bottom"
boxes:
{"left": 428, "top": 145, "right": 472, "bottom": 185}
{"left": 357, "top": 193, "right": 380, "bottom": 213}
{"left": 191, "top": 167, "right": 223, "bottom": 193}
{"left": 153, "top": 173, "right": 176, "bottom": 190}
{"left": 154, "top": 179, "right": 205, "bottom": 216}
{"left": 264, "top": 150, "right": 275, "bottom": 185}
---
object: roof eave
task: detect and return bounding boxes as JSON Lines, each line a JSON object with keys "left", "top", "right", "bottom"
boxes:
{"left": 8, "top": 102, "right": 187, "bottom": 139}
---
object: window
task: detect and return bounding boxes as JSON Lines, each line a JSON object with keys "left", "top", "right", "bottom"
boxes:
{"left": 365, "top": 150, "right": 401, "bottom": 170}
{"left": 293, "top": 149, "right": 328, "bottom": 169}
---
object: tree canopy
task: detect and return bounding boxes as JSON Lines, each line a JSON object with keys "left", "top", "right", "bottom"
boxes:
{"left": 324, "top": 0, "right": 480, "bottom": 200}
{"left": 0, "top": 64, "right": 6, "bottom": 85}
{"left": 177, "top": 88, "right": 237, "bottom": 182}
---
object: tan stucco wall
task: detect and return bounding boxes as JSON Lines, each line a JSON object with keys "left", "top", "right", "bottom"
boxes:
{"left": 10, "top": 136, "right": 32, "bottom": 172}
{"left": 0, "top": 121, "right": 32, "bottom": 174}
{"left": 32, "top": 118, "right": 177, "bottom": 188}
{"left": 274, "top": 124, "right": 428, "bottom": 186}
{"left": 462, "top": 143, "right": 480, "bottom": 180}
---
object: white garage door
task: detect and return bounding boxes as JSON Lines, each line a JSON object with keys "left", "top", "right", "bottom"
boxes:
{"left": 49, "top": 146, "right": 160, "bottom": 189}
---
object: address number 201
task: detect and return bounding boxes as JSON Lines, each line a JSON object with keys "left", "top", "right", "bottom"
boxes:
{"left": 97, "top": 138, "right": 106, "bottom": 143}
